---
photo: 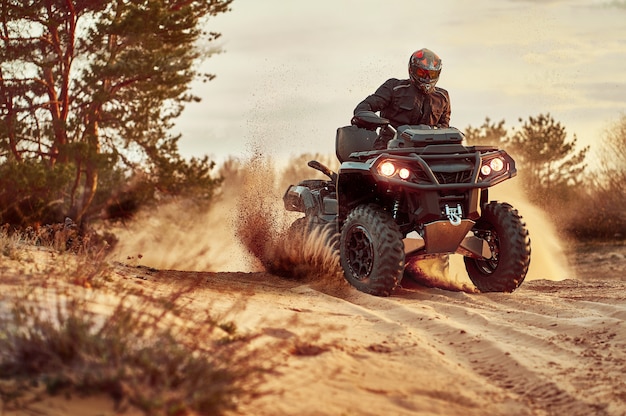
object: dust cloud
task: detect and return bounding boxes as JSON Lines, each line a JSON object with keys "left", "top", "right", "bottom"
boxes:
{"left": 109, "top": 153, "right": 340, "bottom": 279}
{"left": 108, "top": 197, "right": 256, "bottom": 272}
{"left": 108, "top": 163, "right": 260, "bottom": 272}
{"left": 489, "top": 179, "right": 573, "bottom": 281}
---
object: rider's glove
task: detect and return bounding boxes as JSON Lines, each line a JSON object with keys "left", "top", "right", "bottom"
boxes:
{"left": 351, "top": 116, "right": 377, "bottom": 131}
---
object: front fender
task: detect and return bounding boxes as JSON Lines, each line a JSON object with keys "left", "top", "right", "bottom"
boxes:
{"left": 337, "top": 161, "right": 378, "bottom": 223}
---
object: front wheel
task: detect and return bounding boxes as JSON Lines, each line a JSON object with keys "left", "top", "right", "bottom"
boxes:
{"left": 464, "top": 201, "right": 531, "bottom": 292}
{"left": 340, "top": 204, "right": 404, "bottom": 296}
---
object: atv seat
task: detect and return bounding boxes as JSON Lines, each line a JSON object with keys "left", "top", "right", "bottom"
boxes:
{"left": 336, "top": 125, "right": 378, "bottom": 162}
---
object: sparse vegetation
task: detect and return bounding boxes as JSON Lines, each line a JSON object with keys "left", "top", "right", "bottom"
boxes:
{"left": 0, "top": 229, "right": 273, "bottom": 415}
{"left": 567, "top": 114, "right": 626, "bottom": 239}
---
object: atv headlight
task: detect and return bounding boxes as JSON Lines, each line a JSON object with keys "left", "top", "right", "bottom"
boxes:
{"left": 481, "top": 157, "right": 506, "bottom": 177}
{"left": 490, "top": 158, "right": 505, "bottom": 172}
{"left": 376, "top": 160, "right": 414, "bottom": 181}
{"left": 379, "top": 161, "right": 396, "bottom": 177}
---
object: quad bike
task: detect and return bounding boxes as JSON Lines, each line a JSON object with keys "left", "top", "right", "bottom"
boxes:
{"left": 283, "top": 111, "right": 531, "bottom": 296}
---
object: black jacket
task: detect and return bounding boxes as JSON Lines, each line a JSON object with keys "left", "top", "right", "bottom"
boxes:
{"left": 354, "top": 78, "right": 451, "bottom": 148}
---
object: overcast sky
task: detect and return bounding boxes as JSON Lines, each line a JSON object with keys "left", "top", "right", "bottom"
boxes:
{"left": 173, "top": 0, "right": 626, "bottom": 166}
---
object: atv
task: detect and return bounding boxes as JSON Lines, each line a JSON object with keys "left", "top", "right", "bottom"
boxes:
{"left": 283, "top": 111, "right": 531, "bottom": 296}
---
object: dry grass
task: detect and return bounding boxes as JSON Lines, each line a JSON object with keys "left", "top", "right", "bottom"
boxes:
{"left": 0, "top": 228, "right": 273, "bottom": 415}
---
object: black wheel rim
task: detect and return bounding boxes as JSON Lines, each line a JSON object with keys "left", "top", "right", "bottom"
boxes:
{"left": 472, "top": 229, "right": 500, "bottom": 275}
{"left": 345, "top": 225, "right": 374, "bottom": 280}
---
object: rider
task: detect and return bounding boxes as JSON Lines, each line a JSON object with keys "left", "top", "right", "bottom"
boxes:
{"left": 353, "top": 48, "right": 451, "bottom": 149}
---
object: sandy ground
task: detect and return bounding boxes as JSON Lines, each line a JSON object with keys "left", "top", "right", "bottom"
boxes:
{"left": 110, "top": 241, "right": 625, "bottom": 416}
{"left": 2, "top": 241, "right": 626, "bottom": 416}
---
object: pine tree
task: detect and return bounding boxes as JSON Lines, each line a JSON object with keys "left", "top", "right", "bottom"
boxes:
{"left": 505, "top": 113, "right": 588, "bottom": 205}
{"left": 464, "top": 117, "right": 507, "bottom": 147}
{"left": 0, "top": 0, "right": 232, "bottom": 225}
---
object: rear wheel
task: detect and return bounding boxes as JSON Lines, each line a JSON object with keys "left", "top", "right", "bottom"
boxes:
{"left": 464, "top": 201, "right": 531, "bottom": 292}
{"left": 340, "top": 204, "right": 404, "bottom": 296}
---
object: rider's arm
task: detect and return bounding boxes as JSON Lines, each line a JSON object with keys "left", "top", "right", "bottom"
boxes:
{"left": 353, "top": 78, "right": 397, "bottom": 115}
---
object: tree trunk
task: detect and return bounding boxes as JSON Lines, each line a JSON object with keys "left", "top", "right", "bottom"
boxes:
{"left": 75, "top": 116, "right": 101, "bottom": 223}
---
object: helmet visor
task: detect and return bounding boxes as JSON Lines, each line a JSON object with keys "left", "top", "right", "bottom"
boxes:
{"left": 415, "top": 67, "right": 440, "bottom": 80}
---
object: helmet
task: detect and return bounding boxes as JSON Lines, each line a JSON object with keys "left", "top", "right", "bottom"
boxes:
{"left": 408, "top": 48, "right": 442, "bottom": 94}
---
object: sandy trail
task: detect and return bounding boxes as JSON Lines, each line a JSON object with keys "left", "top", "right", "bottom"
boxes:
{"left": 113, "top": 258, "right": 626, "bottom": 416}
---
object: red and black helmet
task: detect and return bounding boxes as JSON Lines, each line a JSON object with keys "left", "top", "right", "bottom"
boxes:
{"left": 408, "top": 48, "right": 442, "bottom": 94}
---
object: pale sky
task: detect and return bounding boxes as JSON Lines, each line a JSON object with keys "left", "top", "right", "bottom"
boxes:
{"left": 173, "top": 0, "right": 626, "bottom": 165}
